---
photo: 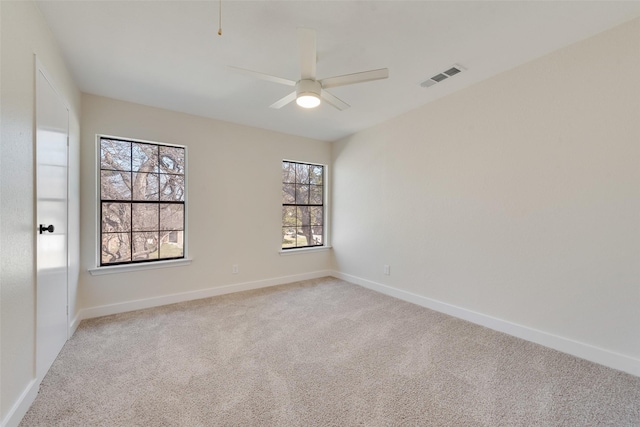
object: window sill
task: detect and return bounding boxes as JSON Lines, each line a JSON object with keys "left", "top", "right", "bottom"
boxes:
{"left": 279, "top": 246, "right": 332, "bottom": 256}
{"left": 88, "top": 258, "right": 192, "bottom": 276}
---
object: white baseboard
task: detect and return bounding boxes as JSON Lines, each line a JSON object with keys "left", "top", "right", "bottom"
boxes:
{"left": 69, "top": 312, "right": 82, "bottom": 337}
{"left": 74, "top": 270, "right": 333, "bottom": 324}
{"left": 331, "top": 271, "right": 640, "bottom": 377}
{"left": 1, "top": 379, "right": 38, "bottom": 427}
{"left": 70, "top": 268, "right": 640, "bottom": 377}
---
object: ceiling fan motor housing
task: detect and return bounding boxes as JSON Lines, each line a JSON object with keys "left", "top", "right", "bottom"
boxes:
{"left": 296, "top": 79, "right": 322, "bottom": 98}
{"left": 295, "top": 79, "right": 322, "bottom": 108}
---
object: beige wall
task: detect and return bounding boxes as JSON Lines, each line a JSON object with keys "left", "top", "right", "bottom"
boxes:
{"left": 1, "top": 1, "right": 81, "bottom": 424}
{"left": 332, "top": 18, "right": 640, "bottom": 362}
{"left": 79, "top": 94, "right": 332, "bottom": 311}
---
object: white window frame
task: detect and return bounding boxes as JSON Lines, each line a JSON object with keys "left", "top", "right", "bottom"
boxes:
{"left": 279, "top": 159, "right": 331, "bottom": 254}
{"left": 89, "top": 134, "right": 191, "bottom": 275}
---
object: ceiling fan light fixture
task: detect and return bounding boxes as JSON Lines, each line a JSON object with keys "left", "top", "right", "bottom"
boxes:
{"left": 296, "top": 79, "right": 322, "bottom": 108}
{"left": 296, "top": 94, "right": 321, "bottom": 108}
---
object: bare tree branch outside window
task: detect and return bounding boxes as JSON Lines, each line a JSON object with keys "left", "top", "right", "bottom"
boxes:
{"left": 100, "top": 137, "right": 186, "bottom": 265}
{"left": 282, "top": 161, "right": 324, "bottom": 249}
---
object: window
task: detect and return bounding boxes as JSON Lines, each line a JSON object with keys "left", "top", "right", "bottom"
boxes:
{"left": 99, "top": 136, "right": 186, "bottom": 266}
{"left": 282, "top": 161, "right": 324, "bottom": 250}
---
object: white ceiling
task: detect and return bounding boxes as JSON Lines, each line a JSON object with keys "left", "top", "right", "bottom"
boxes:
{"left": 37, "top": 1, "right": 640, "bottom": 141}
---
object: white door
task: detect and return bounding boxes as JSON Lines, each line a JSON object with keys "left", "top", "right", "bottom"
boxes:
{"left": 36, "top": 64, "right": 69, "bottom": 380}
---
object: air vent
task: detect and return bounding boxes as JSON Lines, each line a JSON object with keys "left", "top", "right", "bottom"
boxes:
{"left": 444, "top": 67, "right": 461, "bottom": 77}
{"left": 420, "top": 64, "right": 465, "bottom": 89}
{"left": 431, "top": 73, "right": 448, "bottom": 82}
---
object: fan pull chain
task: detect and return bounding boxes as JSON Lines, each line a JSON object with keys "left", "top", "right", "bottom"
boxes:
{"left": 217, "top": 0, "right": 222, "bottom": 36}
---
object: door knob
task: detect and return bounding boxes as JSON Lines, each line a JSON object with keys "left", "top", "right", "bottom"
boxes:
{"left": 39, "top": 224, "right": 55, "bottom": 234}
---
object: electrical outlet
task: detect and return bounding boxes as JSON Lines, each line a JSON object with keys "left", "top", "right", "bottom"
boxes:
{"left": 232, "top": 264, "right": 239, "bottom": 274}
{"left": 383, "top": 264, "right": 390, "bottom": 275}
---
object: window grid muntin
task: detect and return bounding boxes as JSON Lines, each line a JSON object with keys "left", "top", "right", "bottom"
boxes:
{"left": 100, "top": 136, "right": 185, "bottom": 266}
{"left": 282, "top": 160, "right": 324, "bottom": 250}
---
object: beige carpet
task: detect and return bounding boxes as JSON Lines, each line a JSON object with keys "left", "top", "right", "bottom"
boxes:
{"left": 20, "top": 277, "right": 640, "bottom": 426}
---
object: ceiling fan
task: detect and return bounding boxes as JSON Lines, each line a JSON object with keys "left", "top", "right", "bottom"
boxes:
{"left": 228, "top": 28, "right": 389, "bottom": 110}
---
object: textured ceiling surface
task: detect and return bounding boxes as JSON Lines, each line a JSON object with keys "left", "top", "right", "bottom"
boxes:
{"left": 37, "top": 1, "right": 640, "bottom": 141}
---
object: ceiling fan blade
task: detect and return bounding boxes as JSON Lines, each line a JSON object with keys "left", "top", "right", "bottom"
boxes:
{"left": 321, "top": 90, "right": 350, "bottom": 111}
{"left": 269, "top": 91, "right": 297, "bottom": 109}
{"left": 298, "top": 28, "right": 317, "bottom": 80}
{"left": 320, "top": 68, "right": 389, "bottom": 89}
{"left": 227, "top": 66, "right": 296, "bottom": 87}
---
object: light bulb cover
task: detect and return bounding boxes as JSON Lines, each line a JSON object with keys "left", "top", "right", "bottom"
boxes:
{"left": 296, "top": 94, "right": 321, "bottom": 108}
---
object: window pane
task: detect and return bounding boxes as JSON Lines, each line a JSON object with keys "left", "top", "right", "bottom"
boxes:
{"left": 132, "top": 143, "right": 159, "bottom": 173}
{"left": 159, "top": 146, "right": 185, "bottom": 175}
{"left": 101, "top": 171, "right": 131, "bottom": 200}
{"left": 310, "top": 165, "right": 323, "bottom": 185}
{"left": 101, "top": 139, "right": 131, "bottom": 171}
{"left": 310, "top": 206, "right": 323, "bottom": 226}
{"left": 159, "top": 231, "right": 184, "bottom": 259}
{"left": 132, "top": 203, "right": 159, "bottom": 231}
{"left": 100, "top": 137, "right": 186, "bottom": 266}
{"left": 132, "top": 173, "right": 159, "bottom": 201}
{"left": 282, "top": 183, "right": 295, "bottom": 204}
{"left": 311, "top": 227, "right": 323, "bottom": 246}
{"left": 132, "top": 232, "right": 159, "bottom": 261}
{"left": 295, "top": 163, "right": 310, "bottom": 184}
{"left": 310, "top": 185, "right": 323, "bottom": 205}
{"left": 296, "top": 227, "right": 311, "bottom": 247}
{"left": 296, "top": 206, "right": 310, "bottom": 226}
{"left": 101, "top": 233, "right": 131, "bottom": 264}
{"left": 160, "top": 174, "right": 185, "bottom": 201}
{"left": 282, "top": 162, "right": 296, "bottom": 183}
{"left": 282, "top": 228, "right": 296, "bottom": 248}
{"left": 281, "top": 161, "right": 325, "bottom": 250}
{"left": 282, "top": 206, "right": 297, "bottom": 227}
{"left": 160, "top": 204, "right": 184, "bottom": 230}
{"left": 295, "top": 184, "right": 309, "bottom": 205}
{"left": 102, "top": 203, "right": 131, "bottom": 232}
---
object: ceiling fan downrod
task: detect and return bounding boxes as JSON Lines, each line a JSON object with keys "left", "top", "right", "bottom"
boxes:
{"left": 217, "top": 0, "right": 222, "bottom": 36}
